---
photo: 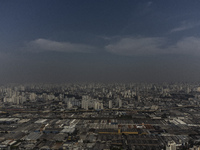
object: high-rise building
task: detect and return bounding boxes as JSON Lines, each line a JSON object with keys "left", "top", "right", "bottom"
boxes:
{"left": 118, "top": 99, "right": 122, "bottom": 108}
{"left": 109, "top": 100, "right": 112, "bottom": 109}
{"left": 94, "top": 101, "right": 99, "bottom": 110}
{"left": 100, "top": 102, "right": 103, "bottom": 110}
{"left": 81, "top": 99, "right": 88, "bottom": 110}
{"left": 67, "top": 101, "right": 72, "bottom": 109}
{"left": 29, "top": 93, "right": 37, "bottom": 101}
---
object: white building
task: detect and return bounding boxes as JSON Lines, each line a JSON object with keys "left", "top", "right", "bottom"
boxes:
{"left": 81, "top": 99, "right": 88, "bottom": 110}
{"left": 166, "top": 141, "right": 176, "bottom": 150}
{"left": 67, "top": 101, "right": 72, "bottom": 109}
{"left": 109, "top": 100, "right": 112, "bottom": 109}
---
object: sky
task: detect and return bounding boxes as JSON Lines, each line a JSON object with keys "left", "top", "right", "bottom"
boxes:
{"left": 1, "top": 0, "right": 200, "bottom": 84}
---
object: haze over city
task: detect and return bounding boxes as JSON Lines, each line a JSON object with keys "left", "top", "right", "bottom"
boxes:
{"left": 1, "top": 0, "right": 200, "bottom": 84}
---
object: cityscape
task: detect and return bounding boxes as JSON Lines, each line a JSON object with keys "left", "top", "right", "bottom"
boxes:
{"left": 2, "top": 0, "right": 200, "bottom": 149}
{"left": 0, "top": 82, "right": 200, "bottom": 149}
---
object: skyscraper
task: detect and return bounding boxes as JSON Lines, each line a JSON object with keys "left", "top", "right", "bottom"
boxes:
{"left": 109, "top": 100, "right": 112, "bottom": 109}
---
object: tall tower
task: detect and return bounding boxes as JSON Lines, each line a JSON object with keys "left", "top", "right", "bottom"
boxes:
{"left": 118, "top": 99, "right": 122, "bottom": 108}
{"left": 109, "top": 100, "right": 112, "bottom": 109}
{"left": 100, "top": 102, "right": 104, "bottom": 110}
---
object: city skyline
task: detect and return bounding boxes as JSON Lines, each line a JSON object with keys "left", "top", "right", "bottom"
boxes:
{"left": 1, "top": 0, "right": 200, "bottom": 84}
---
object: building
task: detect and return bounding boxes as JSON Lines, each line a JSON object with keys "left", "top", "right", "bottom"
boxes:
{"left": 166, "top": 141, "right": 176, "bottom": 150}
{"left": 118, "top": 99, "right": 122, "bottom": 108}
{"left": 81, "top": 100, "right": 88, "bottom": 110}
{"left": 109, "top": 100, "right": 112, "bottom": 109}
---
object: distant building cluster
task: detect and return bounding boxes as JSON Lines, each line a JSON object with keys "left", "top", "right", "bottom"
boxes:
{"left": 0, "top": 82, "right": 200, "bottom": 149}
